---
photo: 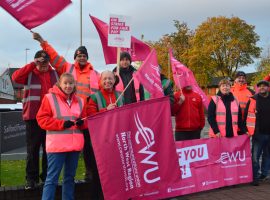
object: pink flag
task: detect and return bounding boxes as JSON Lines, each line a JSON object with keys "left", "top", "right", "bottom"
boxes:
{"left": 169, "top": 49, "right": 209, "bottom": 109}
{"left": 133, "top": 49, "right": 164, "bottom": 98}
{"left": 136, "top": 135, "right": 252, "bottom": 199}
{"left": 0, "top": 0, "right": 71, "bottom": 29}
{"left": 87, "top": 97, "right": 180, "bottom": 200}
{"left": 90, "top": 15, "right": 151, "bottom": 64}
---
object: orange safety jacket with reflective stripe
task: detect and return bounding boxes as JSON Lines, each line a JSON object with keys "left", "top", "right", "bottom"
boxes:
{"left": 41, "top": 41, "right": 100, "bottom": 101}
{"left": 22, "top": 70, "right": 58, "bottom": 120}
{"left": 67, "top": 64, "right": 100, "bottom": 100}
{"left": 231, "top": 83, "right": 254, "bottom": 117}
{"left": 38, "top": 88, "right": 85, "bottom": 153}
{"left": 209, "top": 95, "right": 239, "bottom": 138}
{"left": 115, "top": 76, "right": 141, "bottom": 101}
{"left": 246, "top": 98, "right": 256, "bottom": 135}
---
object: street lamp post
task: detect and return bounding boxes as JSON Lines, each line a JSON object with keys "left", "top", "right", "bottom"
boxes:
{"left": 25, "top": 48, "right": 30, "bottom": 64}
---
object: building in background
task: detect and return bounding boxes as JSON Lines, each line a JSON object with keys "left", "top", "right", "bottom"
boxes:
{"left": 0, "top": 68, "right": 23, "bottom": 103}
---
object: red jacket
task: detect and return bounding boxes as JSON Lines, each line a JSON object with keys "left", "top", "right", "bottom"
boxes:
{"left": 172, "top": 89, "right": 205, "bottom": 131}
{"left": 12, "top": 62, "right": 58, "bottom": 120}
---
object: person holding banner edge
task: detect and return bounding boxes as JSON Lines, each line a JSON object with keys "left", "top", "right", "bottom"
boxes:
{"left": 32, "top": 31, "right": 100, "bottom": 185}
{"left": 244, "top": 80, "right": 270, "bottom": 186}
{"left": 208, "top": 78, "right": 247, "bottom": 138}
{"left": 85, "top": 70, "right": 125, "bottom": 199}
{"left": 12, "top": 50, "right": 59, "bottom": 189}
{"left": 113, "top": 51, "right": 144, "bottom": 105}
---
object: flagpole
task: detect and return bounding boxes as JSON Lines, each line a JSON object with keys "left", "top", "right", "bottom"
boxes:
{"left": 168, "top": 52, "right": 170, "bottom": 81}
{"left": 80, "top": 0, "right": 82, "bottom": 46}
{"left": 176, "top": 71, "right": 182, "bottom": 93}
{"left": 116, "top": 47, "right": 121, "bottom": 76}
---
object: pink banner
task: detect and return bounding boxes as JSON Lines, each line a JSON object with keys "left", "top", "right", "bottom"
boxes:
{"left": 133, "top": 49, "right": 164, "bottom": 98}
{"left": 90, "top": 15, "right": 151, "bottom": 64}
{"left": 87, "top": 97, "right": 180, "bottom": 200}
{"left": 0, "top": 0, "right": 71, "bottom": 29}
{"left": 169, "top": 49, "right": 209, "bottom": 109}
{"left": 136, "top": 135, "right": 252, "bottom": 199}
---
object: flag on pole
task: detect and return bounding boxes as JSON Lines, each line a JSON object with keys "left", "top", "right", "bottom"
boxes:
{"left": 169, "top": 49, "right": 209, "bottom": 109}
{"left": 0, "top": 0, "right": 71, "bottom": 29}
{"left": 90, "top": 15, "right": 151, "bottom": 64}
{"left": 133, "top": 49, "right": 164, "bottom": 98}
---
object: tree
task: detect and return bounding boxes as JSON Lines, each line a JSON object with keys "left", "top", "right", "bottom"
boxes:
{"left": 187, "top": 16, "right": 261, "bottom": 86}
{"left": 252, "top": 48, "right": 270, "bottom": 84}
{"left": 148, "top": 20, "right": 193, "bottom": 80}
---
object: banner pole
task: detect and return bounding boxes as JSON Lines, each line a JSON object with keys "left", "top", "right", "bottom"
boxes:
{"left": 116, "top": 47, "right": 121, "bottom": 76}
{"left": 168, "top": 52, "right": 171, "bottom": 81}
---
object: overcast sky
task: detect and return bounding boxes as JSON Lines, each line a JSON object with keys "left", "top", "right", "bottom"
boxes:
{"left": 0, "top": 0, "right": 269, "bottom": 74}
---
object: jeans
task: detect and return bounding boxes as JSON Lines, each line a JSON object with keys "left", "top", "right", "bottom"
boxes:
{"left": 25, "top": 120, "right": 47, "bottom": 183}
{"left": 42, "top": 151, "right": 80, "bottom": 200}
{"left": 252, "top": 134, "right": 270, "bottom": 180}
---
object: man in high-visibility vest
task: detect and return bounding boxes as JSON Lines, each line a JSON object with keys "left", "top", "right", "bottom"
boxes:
{"left": 12, "top": 51, "right": 59, "bottom": 189}
{"left": 231, "top": 71, "right": 254, "bottom": 117}
{"left": 244, "top": 80, "right": 270, "bottom": 186}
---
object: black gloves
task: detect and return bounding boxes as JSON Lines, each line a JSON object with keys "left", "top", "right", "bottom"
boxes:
{"left": 75, "top": 118, "right": 84, "bottom": 126}
{"left": 63, "top": 120, "right": 75, "bottom": 129}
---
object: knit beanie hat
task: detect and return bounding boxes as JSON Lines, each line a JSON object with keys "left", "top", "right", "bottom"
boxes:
{"left": 74, "top": 46, "right": 88, "bottom": 59}
{"left": 257, "top": 80, "right": 269, "bottom": 87}
{"left": 120, "top": 52, "right": 131, "bottom": 62}
{"left": 235, "top": 71, "right": 246, "bottom": 78}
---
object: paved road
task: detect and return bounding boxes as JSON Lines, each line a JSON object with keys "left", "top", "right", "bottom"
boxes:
{"left": 174, "top": 181, "right": 270, "bottom": 200}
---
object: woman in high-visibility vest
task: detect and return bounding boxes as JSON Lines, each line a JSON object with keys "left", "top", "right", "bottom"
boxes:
{"left": 208, "top": 78, "right": 247, "bottom": 138}
{"left": 37, "top": 73, "right": 87, "bottom": 200}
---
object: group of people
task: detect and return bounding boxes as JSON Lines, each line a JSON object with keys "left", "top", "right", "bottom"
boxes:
{"left": 11, "top": 32, "right": 269, "bottom": 199}
{"left": 174, "top": 71, "right": 270, "bottom": 186}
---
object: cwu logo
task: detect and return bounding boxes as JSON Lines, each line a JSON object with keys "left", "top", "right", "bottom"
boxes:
{"left": 134, "top": 112, "right": 160, "bottom": 184}
{"left": 216, "top": 150, "right": 246, "bottom": 164}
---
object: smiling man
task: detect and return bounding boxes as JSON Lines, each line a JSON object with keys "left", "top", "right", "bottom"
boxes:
{"left": 12, "top": 50, "right": 59, "bottom": 189}
{"left": 32, "top": 32, "right": 100, "bottom": 102}
{"left": 231, "top": 71, "right": 255, "bottom": 117}
{"left": 245, "top": 80, "right": 270, "bottom": 186}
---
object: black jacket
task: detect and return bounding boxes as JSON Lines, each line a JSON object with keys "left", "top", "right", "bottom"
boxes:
{"left": 113, "top": 65, "right": 144, "bottom": 105}
{"left": 208, "top": 91, "right": 246, "bottom": 137}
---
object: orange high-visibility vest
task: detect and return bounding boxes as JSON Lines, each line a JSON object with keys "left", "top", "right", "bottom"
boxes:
{"left": 209, "top": 95, "right": 239, "bottom": 138}
{"left": 246, "top": 98, "right": 256, "bottom": 135}
{"left": 67, "top": 64, "right": 100, "bottom": 99}
{"left": 45, "top": 93, "right": 84, "bottom": 153}
{"left": 231, "top": 85, "right": 253, "bottom": 116}
{"left": 22, "top": 71, "right": 58, "bottom": 120}
{"left": 115, "top": 76, "right": 141, "bottom": 101}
